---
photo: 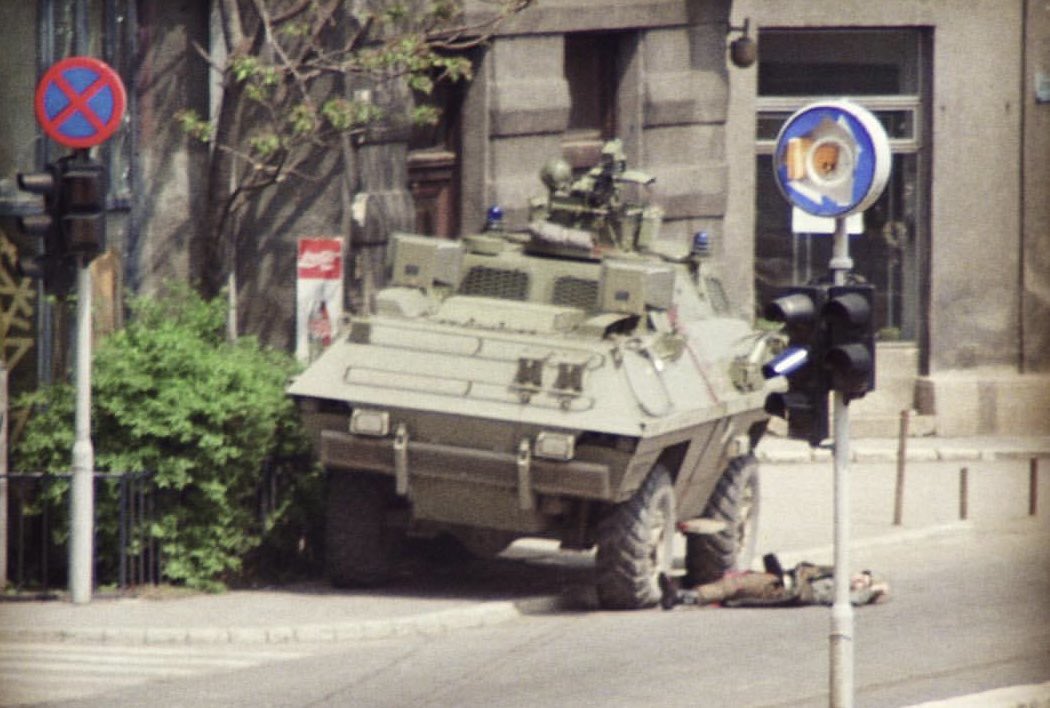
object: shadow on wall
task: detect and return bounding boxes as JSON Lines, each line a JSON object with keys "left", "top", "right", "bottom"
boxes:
{"left": 130, "top": 3, "right": 210, "bottom": 294}
{"left": 236, "top": 145, "right": 343, "bottom": 351}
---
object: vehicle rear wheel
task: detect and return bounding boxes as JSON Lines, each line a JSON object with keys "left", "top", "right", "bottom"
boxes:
{"left": 595, "top": 465, "right": 676, "bottom": 610}
{"left": 685, "top": 454, "right": 760, "bottom": 585}
{"left": 326, "top": 470, "right": 403, "bottom": 587}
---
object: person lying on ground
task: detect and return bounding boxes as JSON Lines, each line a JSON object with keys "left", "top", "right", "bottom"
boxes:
{"left": 659, "top": 553, "right": 890, "bottom": 610}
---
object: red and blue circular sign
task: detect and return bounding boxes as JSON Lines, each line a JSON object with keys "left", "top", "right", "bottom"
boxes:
{"left": 772, "top": 101, "right": 890, "bottom": 218}
{"left": 34, "top": 56, "right": 126, "bottom": 149}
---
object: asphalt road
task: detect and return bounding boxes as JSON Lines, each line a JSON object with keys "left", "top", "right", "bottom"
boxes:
{"left": 19, "top": 510, "right": 1049, "bottom": 708}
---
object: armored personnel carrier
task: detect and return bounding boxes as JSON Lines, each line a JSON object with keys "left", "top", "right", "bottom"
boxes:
{"left": 288, "top": 141, "right": 778, "bottom": 609}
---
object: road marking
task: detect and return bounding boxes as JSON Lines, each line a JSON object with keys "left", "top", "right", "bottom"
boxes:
{"left": 0, "top": 641, "right": 307, "bottom": 706}
{"left": 904, "top": 681, "right": 1050, "bottom": 707}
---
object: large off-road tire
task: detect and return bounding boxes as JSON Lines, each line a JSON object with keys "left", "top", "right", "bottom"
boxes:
{"left": 685, "top": 454, "right": 760, "bottom": 585}
{"left": 595, "top": 465, "right": 676, "bottom": 610}
{"left": 325, "top": 470, "right": 403, "bottom": 587}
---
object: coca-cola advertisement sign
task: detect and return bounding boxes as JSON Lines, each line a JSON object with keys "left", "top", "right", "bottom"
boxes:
{"left": 296, "top": 237, "right": 344, "bottom": 363}
{"left": 297, "top": 238, "right": 343, "bottom": 279}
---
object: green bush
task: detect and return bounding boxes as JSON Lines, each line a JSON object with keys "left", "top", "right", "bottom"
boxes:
{"left": 13, "top": 285, "right": 319, "bottom": 590}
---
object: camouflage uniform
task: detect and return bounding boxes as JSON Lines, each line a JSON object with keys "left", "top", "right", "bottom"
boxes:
{"left": 660, "top": 554, "right": 888, "bottom": 610}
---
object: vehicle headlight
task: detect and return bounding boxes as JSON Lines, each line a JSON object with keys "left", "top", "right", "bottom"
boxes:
{"left": 349, "top": 408, "right": 390, "bottom": 437}
{"left": 534, "top": 431, "right": 575, "bottom": 461}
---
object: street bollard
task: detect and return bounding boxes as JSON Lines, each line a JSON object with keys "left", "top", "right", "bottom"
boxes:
{"left": 959, "top": 467, "right": 968, "bottom": 521}
{"left": 893, "top": 410, "right": 910, "bottom": 526}
{"left": 1031, "top": 458, "right": 1039, "bottom": 517}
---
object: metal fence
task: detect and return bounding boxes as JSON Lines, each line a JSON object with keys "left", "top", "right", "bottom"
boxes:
{"left": 0, "top": 470, "right": 159, "bottom": 592}
{"left": 1, "top": 462, "right": 285, "bottom": 593}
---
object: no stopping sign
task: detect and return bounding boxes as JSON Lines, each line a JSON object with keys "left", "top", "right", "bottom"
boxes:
{"left": 35, "top": 56, "right": 127, "bottom": 149}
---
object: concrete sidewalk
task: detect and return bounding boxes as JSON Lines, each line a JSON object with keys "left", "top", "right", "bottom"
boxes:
{"left": 755, "top": 433, "right": 1050, "bottom": 464}
{"left": 0, "top": 436, "right": 1047, "bottom": 646}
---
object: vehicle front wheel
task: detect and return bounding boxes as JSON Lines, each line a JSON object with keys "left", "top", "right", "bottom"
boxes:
{"left": 685, "top": 454, "right": 760, "bottom": 585}
{"left": 595, "top": 465, "right": 676, "bottom": 610}
{"left": 325, "top": 470, "right": 404, "bottom": 587}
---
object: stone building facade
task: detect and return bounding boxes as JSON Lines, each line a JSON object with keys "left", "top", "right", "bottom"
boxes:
{"left": 0, "top": 0, "right": 1047, "bottom": 435}
{"left": 726, "top": 0, "right": 1050, "bottom": 435}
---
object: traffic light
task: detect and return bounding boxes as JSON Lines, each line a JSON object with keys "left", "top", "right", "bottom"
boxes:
{"left": 14, "top": 154, "right": 107, "bottom": 297}
{"left": 15, "top": 163, "right": 76, "bottom": 297}
{"left": 823, "top": 284, "right": 876, "bottom": 399}
{"left": 762, "top": 285, "right": 830, "bottom": 446}
{"left": 58, "top": 157, "right": 106, "bottom": 258}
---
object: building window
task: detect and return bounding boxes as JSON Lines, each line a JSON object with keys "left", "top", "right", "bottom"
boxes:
{"left": 563, "top": 32, "right": 622, "bottom": 170}
{"left": 754, "top": 29, "right": 930, "bottom": 342}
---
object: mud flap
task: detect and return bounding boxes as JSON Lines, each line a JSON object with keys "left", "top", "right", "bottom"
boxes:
{"left": 516, "top": 438, "right": 535, "bottom": 510}
{"left": 393, "top": 423, "right": 409, "bottom": 496}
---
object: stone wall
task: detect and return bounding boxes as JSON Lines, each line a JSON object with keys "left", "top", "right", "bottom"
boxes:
{"left": 466, "top": 0, "right": 737, "bottom": 285}
{"left": 731, "top": 0, "right": 1050, "bottom": 434}
{"left": 1022, "top": 1, "right": 1050, "bottom": 374}
{"left": 0, "top": 3, "right": 37, "bottom": 182}
{"left": 129, "top": 2, "right": 210, "bottom": 292}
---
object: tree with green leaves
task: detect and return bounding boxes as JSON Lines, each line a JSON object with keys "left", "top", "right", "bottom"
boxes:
{"left": 176, "top": 0, "right": 531, "bottom": 336}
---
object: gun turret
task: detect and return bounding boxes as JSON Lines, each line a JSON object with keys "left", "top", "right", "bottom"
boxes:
{"left": 527, "top": 139, "right": 661, "bottom": 258}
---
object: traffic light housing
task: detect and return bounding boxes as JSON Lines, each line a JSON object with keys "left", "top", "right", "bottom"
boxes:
{"left": 823, "top": 284, "right": 876, "bottom": 399}
{"left": 762, "top": 285, "right": 830, "bottom": 446}
{"left": 15, "top": 164, "right": 76, "bottom": 297}
{"left": 59, "top": 157, "right": 106, "bottom": 258}
{"left": 14, "top": 154, "right": 106, "bottom": 297}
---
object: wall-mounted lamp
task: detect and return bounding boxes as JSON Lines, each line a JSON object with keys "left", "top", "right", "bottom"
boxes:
{"left": 727, "top": 18, "right": 757, "bottom": 69}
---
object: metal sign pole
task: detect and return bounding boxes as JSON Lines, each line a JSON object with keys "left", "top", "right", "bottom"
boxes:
{"left": 0, "top": 365, "right": 8, "bottom": 588}
{"left": 69, "top": 251, "right": 94, "bottom": 605}
{"left": 829, "top": 216, "right": 854, "bottom": 707}
{"left": 28, "top": 45, "right": 126, "bottom": 605}
{"left": 770, "top": 99, "right": 889, "bottom": 708}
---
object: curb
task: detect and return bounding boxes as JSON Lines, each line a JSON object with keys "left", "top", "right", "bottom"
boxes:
{"left": 903, "top": 681, "right": 1050, "bottom": 707}
{"left": 0, "top": 598, "right": 543, "bottom": 646}
{"left": 757, "top": 442, "right": 1050, "bottom": 464}
{"left": 770, "top": 521, "right": 973, "bottom": 568}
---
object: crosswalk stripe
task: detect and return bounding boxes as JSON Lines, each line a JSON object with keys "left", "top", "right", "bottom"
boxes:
{"left": 0, "top": 659, "right": 203, "bottom": 677}
{"left": 0, "top": 652, "right": 261, "bottom": 669}
{"left": 2, "top": 655, "right": 247, "bottom": 672}
{"left": 0, "top": 642, "right": 304, "bottom": 660}
{"left": 0, "top": 641, "right": 309, "bottom": 706}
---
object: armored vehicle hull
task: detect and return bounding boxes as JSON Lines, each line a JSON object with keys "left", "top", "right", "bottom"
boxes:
{"left": 289, "top": 144, "right": 777, "bottom": 609}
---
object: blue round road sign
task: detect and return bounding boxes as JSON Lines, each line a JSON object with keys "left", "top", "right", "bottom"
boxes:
{"left": 34, "top": 56, "right": 126, "bottom": 149}
{"left": 772, "top": 101, "right": 890, "bottom": 218}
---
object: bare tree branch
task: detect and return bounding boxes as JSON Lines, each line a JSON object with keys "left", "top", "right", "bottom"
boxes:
{"left": 185, "top": 0, "right": 534, "bottom": 305}
{"left": 270, "top": 0, "right": 315, "bottom": 26}
{"left": 217, "top": 0, "right": 247, "bottom": 54}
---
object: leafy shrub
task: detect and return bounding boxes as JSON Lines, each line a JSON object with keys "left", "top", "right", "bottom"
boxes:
{"left": 13, "top": 285, "right": 318, "bottom": 590}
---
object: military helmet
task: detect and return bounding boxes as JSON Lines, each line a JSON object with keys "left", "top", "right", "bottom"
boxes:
{"left": 540, "top": 157, "right": 573, "bottom": 191}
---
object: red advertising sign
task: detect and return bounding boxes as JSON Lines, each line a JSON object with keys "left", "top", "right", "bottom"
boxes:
{"left": 297, "top": 238, "right": 343, "bottom": 280}
{"left": 296, "top": 237, "right": 344, "bottom": 363}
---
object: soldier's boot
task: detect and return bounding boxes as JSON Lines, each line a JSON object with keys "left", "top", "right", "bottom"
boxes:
{"left": 659, "top": 573, "right": 700, "bottom": 610}
{"left": 763, "top": 553, "right": 784, "bottom": 576}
